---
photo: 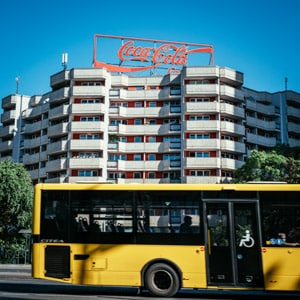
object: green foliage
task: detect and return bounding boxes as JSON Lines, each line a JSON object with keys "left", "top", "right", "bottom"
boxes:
{"left": 234, "top": 149, "right": 300, "bottom": 183}
{"left": 0, "top": 159, "right": 33, "bottom": 262}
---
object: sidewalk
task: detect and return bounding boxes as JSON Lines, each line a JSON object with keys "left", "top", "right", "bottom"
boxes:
{"left": 0, "top": 264, "right": 31, "bottom": 277}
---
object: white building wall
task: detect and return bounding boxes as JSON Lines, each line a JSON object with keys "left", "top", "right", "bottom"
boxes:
{"left": 1, "top": 66, "right": 300, "bottom": 184}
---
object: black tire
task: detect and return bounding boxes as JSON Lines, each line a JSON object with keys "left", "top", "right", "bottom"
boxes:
{"left": 144, "top": 263, "right": 180, "bottom": 297}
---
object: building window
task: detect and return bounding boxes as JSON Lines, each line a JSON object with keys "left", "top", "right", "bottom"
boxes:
{"left": 190, "top": 170, "right": 210, "bottom": 176}
{"left": 148, "top": 172, "right": 156, "bottom": 179}
{"left": 170, "top": 86, "right": 181, "bottom": 95}
{"left": 78, "top": 170, "right": 98, "bottom": 176}
{"left": 190, "top": 134, "right": 210, "bottom": 139}
{"left": 80, "top": 116, "right": 100, "bottom": 122}
{"left": 79, "top": 134, "right": 100, "bottom": 140}
{"left": 190, "top": 115, "right": 210, "bottom": 120}
{"left": 78, "top": 152, "right": 99, "bottom": 158}
{"left": 134, "top": 154, "right": 142, "bottom": 161}
{"left": 135, "top": 102, "right": 143, "bottom": 107}
{"left": 134, "top": 172, "right": 141, "bottom": 178}
{"left": 148, "top": 154, "right": 156, "bottom": 161}
{"left": 81, "top": 99, "right": 101, "bottom": 104}
{"left": 81, "top": 81, "right": 101, "bottom": 86}
{"left": 190, "top": 152, "right": 210, "bottom": 158}
{"left": 189, "top": 80, "right": 209, "bottom": 84}
{"left": 109, "top": 154, "right": 126, "bottom": 161}
{"left": 190, "top": 98, "right": 210, "bottom": 102}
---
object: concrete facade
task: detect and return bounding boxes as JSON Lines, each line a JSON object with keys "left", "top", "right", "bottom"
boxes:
{"left": 1, "top": 66, "right": 300, "bottom": 184}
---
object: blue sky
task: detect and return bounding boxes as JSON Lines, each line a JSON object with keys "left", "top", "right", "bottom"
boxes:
{"left": 0, "top": 0, "right": 299, "bottom": 100}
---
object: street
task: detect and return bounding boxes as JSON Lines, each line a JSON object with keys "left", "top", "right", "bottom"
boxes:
{"left": 0, "top": 265, "right": 299, "bottom": 299}
{"left": 0, "top": 278, "right": 299, "bottom": 300}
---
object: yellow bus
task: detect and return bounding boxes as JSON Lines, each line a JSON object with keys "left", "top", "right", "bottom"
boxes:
{"left": 32, "top": 183, "right": 300, "bottom": 297}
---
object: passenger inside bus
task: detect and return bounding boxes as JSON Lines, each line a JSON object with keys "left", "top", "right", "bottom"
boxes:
{"left": 278, "top": 232, "right": 300, "bottom": 246}
{"left": 179, "top": 215, "right": 193, "bottom": 233}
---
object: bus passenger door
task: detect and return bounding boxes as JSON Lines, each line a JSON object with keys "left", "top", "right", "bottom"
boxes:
{"left": 204, "top": 201, "right": 264, "bottom": 287}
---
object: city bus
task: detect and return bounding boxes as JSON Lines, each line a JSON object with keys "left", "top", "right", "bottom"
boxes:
{"left": 32, "top": 183, "right": 300, "bottom": 297}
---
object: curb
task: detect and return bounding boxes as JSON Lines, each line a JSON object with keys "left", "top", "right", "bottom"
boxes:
{"left": 0, "top": 264, "right": 31, "bottom": 276}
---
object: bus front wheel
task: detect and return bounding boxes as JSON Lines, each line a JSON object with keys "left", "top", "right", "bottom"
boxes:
{"left": 144, "top": 263, "right": 180, "bottom": 297}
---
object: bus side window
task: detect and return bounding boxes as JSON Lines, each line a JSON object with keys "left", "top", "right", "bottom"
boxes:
{"left": 261, "top": 191, "right": 300, "bottom": 246}
{"left": 42, "top": 217, "right": 60, "bottom": 238}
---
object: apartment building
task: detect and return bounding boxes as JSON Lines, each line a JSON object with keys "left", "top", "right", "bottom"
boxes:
{"left": 1, "top": 66, "right": 300, "bottom": 184}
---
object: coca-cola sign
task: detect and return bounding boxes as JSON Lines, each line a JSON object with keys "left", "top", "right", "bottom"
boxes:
{"left": 93, "top": 34, "right": 214, "bottom": 74}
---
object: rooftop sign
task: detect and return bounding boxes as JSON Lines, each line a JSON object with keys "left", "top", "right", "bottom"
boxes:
{"left": 93, "top": 34, "right": 214, "bottom": 74}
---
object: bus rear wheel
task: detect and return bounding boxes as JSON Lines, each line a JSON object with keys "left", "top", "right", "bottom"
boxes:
{"left": 144, "top": 263, "right": 180, "bottom": 297}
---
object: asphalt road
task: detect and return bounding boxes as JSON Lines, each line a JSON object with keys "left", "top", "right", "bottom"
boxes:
{"left": 0, "top": 265, "right": 299, "bottom": 299}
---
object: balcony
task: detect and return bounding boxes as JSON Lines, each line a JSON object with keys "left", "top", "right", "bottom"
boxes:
{"left": 70, "top": 68, "right": 108, "bottom": 80}
{"left": 71, "top": 103, "right": 106, "bottom": 115}
{"left": 219, "top": 67, "right": 243, "bottom": 86}
{"left": 246, "top": 116, "right": 276, "bottom": 131}
{"left": 116, "top": 178, "right": 170, "bottom": 184}
{"left": 70, "top": 139, "right": 106, "bottom": 150}
{"left": 69, "top": 157, "right": 105, "bottom": 168}
{"left": 45, "top": 178, "right": 66, "bottom": 183}
{"left": 1, "top": 95, "right": 17, "bottom": 109}
{"left": 0, "top": 125, "right": 15, "bottom": 138}
{"left": 110, "top": 160, "right": 180, "bottom": 171}
{"left": 109, "top": 141, "right": 180, "bottom": 153}
{"left": 220, "top": 103, "right": 244, "bottom": 118}
{"left": 288, "top": 122, "right": 300, "bottom": 133}
{"left": 48, "top": 122, "right": 69, "bottom": 137}
{"left": 115, "top": 124, "right": 171, "bottom": 135}
{"left": 48, "top": 104, "right": 69, "bottom": 120}
{"left": 221, "top": 158, "right": 244, "bottom": 169}
{"left": 185, "top": 157, "right": 220, "bottom": 168}
{"left": 46, "top": 158, "right": 67, "bottom": 172}
{"left": 23, "top": 151, "right": 47, "bottom": 164}
{"left": 47, "top": 140, "right": 68, "bottom": 154}
{"left": 23, "top": 106, "right": 42, "bottom": 119}
{"left": 184, "top": 84, "right": 219, "bottom": 96}
{"left": 70, "top": 86, "right": 106, "bottom": 97}
{"left": 245, "top": 99, "right": 276, "bottom": 115}
{"left": 184, "top": 102, "right": 218, "bottom": 113}
{"left": 71, "top": 121, "right": 106, "bottom": 132}
{"left": 185, "top": 176, "right": 220, "bottom": 184}
{"left": 117, "top": 106, "right": 178, "bottom": 118}
{"left": 185, "top": 120, "right": 220, "bottom": 131}
{"left": 1, "top": 110, "right": 16, "bottom": 123}
{"left": 246, "top": 133, "right": 277, "bottom": 147}
{"left": 287, "top": 106, "right": 300, "bottom": 120}
{"left": 183, "top": 66, "right": 219, "bottom": 78}
{"left": 0, "top": 140, "right": 13, "bottom": 151}
{"left": 70, "top": 140, "right": 107, "bottom": 151}
{"left": 288, "top": 138, "right": 300, "bottom": 148}
{"left": 23, "top": 119, "right": 48, "bottom": 134}
{"left": 50, "top": 70, "right": 70, "bottom": 87}
{"left": 220, "top": 86, "right": 244, "bottom": 102}
{"left": 185, "top": 138, "right": 219, "bottom": 149}
{"left": 68, "top": 176, "right": 106, "bottom": 183}
{"left": 23, "top": 135, "right": 48, "bottom": 149}
{"left": 221, "top": 121, "right": 245, "bottom": 135}
{"left": 220, "top": 140, "right": 246, "bottom": 153}
{"left": 49, "top": 87, "right": 70, "bottom": 102}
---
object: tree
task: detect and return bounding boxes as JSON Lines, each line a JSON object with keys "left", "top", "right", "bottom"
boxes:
{"left": 285, "top": 157, "right": 300, "bottom": 183}
{"left": 234, "top": 150, "right": 289, "bottom": 183}
{"left": 0, "top": 159, "right": 33, "bottom": 262}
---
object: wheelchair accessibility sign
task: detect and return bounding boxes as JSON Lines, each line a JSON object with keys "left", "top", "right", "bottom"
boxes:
{"left": 239, "top": 230, "right": 255, "bottom": 248}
